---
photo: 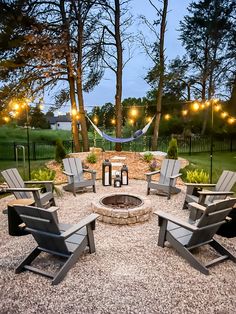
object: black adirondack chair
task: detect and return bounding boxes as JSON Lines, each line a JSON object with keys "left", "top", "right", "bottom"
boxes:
{"left": 14, "top": 205, "right": 99, "bottom": 285}
{"left": 155, "top": 198, "right": 236, "bottom": 275}
{"left": 1, "top": 168, "right": 55, "bottom": 208}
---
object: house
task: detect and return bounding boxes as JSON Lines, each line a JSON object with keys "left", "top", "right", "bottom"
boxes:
{"left": 48, "top": 115, "right": 80, "bottom": 131}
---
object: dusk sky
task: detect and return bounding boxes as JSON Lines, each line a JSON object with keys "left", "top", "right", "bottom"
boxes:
{"left": 47, "top": 0, "right": 192, "bottom": 114}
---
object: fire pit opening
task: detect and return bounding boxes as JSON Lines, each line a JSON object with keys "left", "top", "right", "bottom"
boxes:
{"left": 92, "top": 193, "right": 152, "bottom": 225}
{"left": 100, "top": 194, "right": 143, "bottom": 209}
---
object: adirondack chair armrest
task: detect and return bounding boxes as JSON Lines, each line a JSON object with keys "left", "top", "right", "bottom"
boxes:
{"left": 198, "top": 190, "right": 234, "bottom": 196}
{"left": 185, "top": 183, "right": 216, "bottom": 188}
{"left": 25, "top": 180, "right": 54, "bottom": 185}
{"left": 169, "top": 173, "right": 182, "bottom": 179}
{"left": 145, "top": 170, "right": 160, "bottom": 177}
{"left": 6, "top": 187, "right": 41, "bottom": 192}
{"left": 188, "top": 202, "right": 206, "bottom": 221}
{"left": 83, "top": 169, "right": 96, "bottom": 174}
{"left": 61, "top": 213, "right": 100, "bottom": 239}
{"left": 154, "top": 210, "right": 198, "bottom": 231}
{"left": 63, "top": 171, "right": 74, "bottom": 177}
{"left": 47, "top": 206, "right": 59, "bottom": 213}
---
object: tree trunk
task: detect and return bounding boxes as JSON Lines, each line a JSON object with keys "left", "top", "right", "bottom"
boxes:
{"left": 114, "top": 0, "right": 123, "bottom": 152}
{"left": 77, "top": 66, "right": 89, "bottom": 151}
{"left": 151, "top": 0, "right": 168, "bottom": 151}
{"left": 68, "top": 76, "right": 80, "bottom": 152}
{"left": 60, "top": 0, "right": 80, "bottom": 151}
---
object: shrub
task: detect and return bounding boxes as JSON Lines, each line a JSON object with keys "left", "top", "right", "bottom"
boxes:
{"left": 149, "top": 160, "right": 159, "bottom": 172}
{"left": 186, "top": 169, "right": 209, "bottom": 183}
{"left": 31, "top": 168, "right": 55, "bottom": 181}
{"left": 86, "top": 152, "right": 97, "bottom": 164}
{"left": 143, "top": 152, "right": 154, "bottom": 163}
{"left": 31, "top": 167, "right": 62, "bottom": 196}
{"left": 167, "top": 137, "right": 178, "bottom": 159}
{"left": 55, "top": 139, "right": 66, "bottom": 162}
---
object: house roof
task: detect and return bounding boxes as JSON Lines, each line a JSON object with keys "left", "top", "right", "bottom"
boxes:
{"left": 48, "top": 115, "right": 71, "bottom": 124}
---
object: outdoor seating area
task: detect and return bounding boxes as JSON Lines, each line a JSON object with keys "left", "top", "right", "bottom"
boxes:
{"left": 0, "top": 167, "right": 236, "bottom": 312}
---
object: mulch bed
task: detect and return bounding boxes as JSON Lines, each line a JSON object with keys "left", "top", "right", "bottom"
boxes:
{"left": 47, "top": 151, "right": 187, "bottom": 185}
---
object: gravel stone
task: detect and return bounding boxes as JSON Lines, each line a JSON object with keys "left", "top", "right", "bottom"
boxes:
{"left": 0, "top": 179, "right": 235, "bottom": 314}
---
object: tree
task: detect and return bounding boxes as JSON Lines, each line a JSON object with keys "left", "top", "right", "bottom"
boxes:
{"left": 179, "top": 0, "right": 236, "bottom": 134}
{"left": 30, "top": 105, "right": 50, "bottom": 129}
{"left": 140, "top": 0, "right": 168, "bottom": 150}
{"left": 0, "top": 0, "right": 104, "bottom": 151}
{"left": 100, "top": 0, "right": 133, "bottom": 151}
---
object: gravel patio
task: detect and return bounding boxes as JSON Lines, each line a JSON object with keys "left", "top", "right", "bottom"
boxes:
{"left": 0, "top": 178, "right": 236, "bottom": 314}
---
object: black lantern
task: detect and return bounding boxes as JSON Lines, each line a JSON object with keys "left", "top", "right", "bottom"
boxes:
{"left": 114, "top": 171, "right": 122, "bottom": 188}
{"left": 121, "top": 164, "right": 128, "bottom": 185}
{"left": 102, "top": 159, "right": 112, "bottom": 186}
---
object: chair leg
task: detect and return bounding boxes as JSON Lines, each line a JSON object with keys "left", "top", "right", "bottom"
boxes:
{"left": 52, "top": 238, "right": 87, "bottom": 285}
{"left": 93, "top": 185, "right": 96, "bottom": 193}
{"left": 147, "top": 187, "right": 150, "bottom": 195}
{"left": 158, "top": 218, "right": 167, "bottom": 247}
{"left": 209, "top": 239, "right": 236, "bottom": 263}
{"left": 15, "top": 247, "right": 41, "bottom": 274}
{"left": 87, "top": 225, "right": 96, "bottom": 253}
{"left": 166, "top": 232, "right": 209, "bottom": 275}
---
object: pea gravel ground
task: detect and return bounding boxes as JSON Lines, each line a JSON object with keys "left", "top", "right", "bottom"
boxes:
{"left": 0, "top": 180, "right": 236, "bottom": 314}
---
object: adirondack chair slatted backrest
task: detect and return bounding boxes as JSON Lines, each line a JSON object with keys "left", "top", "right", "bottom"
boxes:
{"left": 63, "top": 158, "right": 84, "bottom": 184}
{"left": 187, "top": 198, "right": 236, "bottom": 247}
{"left": 207, "top": 171, "right": 236, "bottom": 203}
{"left": 1, "top": 168, "right": 32, "bottom": 199}
{"left": 159, "top": 159, "right": 181, "bottom": 186}
{"left": 14, "top": 205, "right": 70, "bottom": 254}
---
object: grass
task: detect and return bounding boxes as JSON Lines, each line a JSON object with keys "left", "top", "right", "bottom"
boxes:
{"left": 0, "top": 126, "right": 72, "bottom": 143}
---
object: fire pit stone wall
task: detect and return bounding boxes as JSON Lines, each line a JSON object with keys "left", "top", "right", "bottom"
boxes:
{"left": 91, "top": 193, "right": 152, "bottom": 225}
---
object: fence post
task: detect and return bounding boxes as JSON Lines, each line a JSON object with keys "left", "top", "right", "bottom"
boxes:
{"left": 230, "top": 135, "right": 233, "bottom": 152}
{"left": 33, "top": 142, "right": 36, "bottom": 160}
{"left": 189, "top": 136, "right": 192, "bottom": 156}
{"left": 148, "top": 137, "right": 152, "bottom": 151}
{"left": 13, "top": 142, "right": 16, "bottom": 161}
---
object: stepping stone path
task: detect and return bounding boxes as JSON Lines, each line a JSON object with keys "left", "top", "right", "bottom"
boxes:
{"left": 110, "top": 156, "right": 126, "bottom": 176}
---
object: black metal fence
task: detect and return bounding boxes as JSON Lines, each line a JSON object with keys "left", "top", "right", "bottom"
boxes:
{"left": 0, "top": 135, "right": 235, "bottom": 161}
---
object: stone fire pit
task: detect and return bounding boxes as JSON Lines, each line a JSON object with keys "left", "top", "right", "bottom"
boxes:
{"left": 91, "top": 193, "right": 152, "bottom": 225}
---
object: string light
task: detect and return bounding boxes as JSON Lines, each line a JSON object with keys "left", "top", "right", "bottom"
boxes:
{"left": 164, "top": 114, "right": 171, "bottom": 121}
{"left": 192, "top": 102, "right": 200, "bottom": 111}
{"left": 71, "top": 109, "right": 77, "bottom": 116}
{"left": 214, "top": 104, "right": 221, "bottom": 112}
{"left": 111, "top": 118, "right": 116, "bottom": 125}
{"left": 220, "top": 112, "right": 228, "bottom": 119}
{"left": 130, "top": 107, "right": 138, "bottom": 118}
{"left": 182, "top": 110, "right": 188, "bottom": 116}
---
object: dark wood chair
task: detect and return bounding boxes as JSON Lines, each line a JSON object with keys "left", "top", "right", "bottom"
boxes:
{"left": 14, "top": 204, "right": 99, "bottom": 285}
{"left": 63, "top": 158, "right": 96, "bottom": 196}
{"left": 155, "top": 198, "right": 236, "bottom": 275}
{"left": 1, "top": 168, "right": 55, "bottom": 208}
{"left": 146, "top": 159, "right": 182, "bottom": 199}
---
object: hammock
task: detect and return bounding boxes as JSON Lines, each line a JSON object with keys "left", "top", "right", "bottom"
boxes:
{"left": 86, "top": 115, "right": 155, "bottom": 143}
